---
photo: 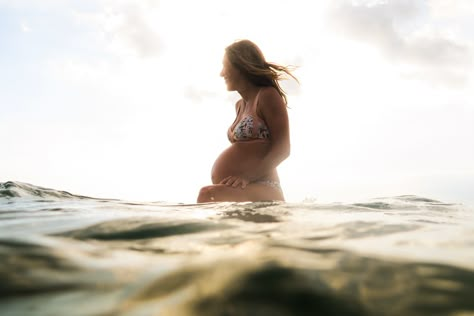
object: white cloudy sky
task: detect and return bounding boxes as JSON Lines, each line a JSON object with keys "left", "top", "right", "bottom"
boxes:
{"left": 1, "top": 0, "right": 473, "bottom": 205}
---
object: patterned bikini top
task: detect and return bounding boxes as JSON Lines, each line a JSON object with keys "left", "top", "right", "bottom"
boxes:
{"left": 227, "top": 89, "right": 271, "bottom": 143}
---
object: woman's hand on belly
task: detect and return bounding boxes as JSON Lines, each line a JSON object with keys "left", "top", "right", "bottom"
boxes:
{"left": 219, "top": 175, "right": 250, "bottom": 189}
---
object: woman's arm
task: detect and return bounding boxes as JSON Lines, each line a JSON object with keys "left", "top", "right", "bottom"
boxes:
{"left": 250, "top": 86, "right": 291, "bottom": 177}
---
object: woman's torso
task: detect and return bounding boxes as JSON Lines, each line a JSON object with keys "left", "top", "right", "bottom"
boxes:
{"left": 211, "top": 88, "right": 280, "bottom": 184}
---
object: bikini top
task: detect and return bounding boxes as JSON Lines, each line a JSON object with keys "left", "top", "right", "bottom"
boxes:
{"left": 227, "top": 89, "right": 271, "bottom": 143}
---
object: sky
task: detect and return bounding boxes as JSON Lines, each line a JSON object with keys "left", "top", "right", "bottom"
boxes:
{"left": 1, "top": 0, "right": 473, "bottom": 205}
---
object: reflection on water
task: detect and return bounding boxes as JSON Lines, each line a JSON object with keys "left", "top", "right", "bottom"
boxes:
{"left": 1, "top": 181, "right": 474, "bottom": 316}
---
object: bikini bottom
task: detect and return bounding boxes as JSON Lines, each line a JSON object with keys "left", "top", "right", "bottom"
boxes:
{"left": 254, "top": 179, "right": 282, "bottom": 191}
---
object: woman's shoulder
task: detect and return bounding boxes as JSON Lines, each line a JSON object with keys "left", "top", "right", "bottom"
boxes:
{"left": 258, "top": 86, "right": 285, "bottom": 107}
{"left": 259, "top": 86, "right": 279, "bottom": 97}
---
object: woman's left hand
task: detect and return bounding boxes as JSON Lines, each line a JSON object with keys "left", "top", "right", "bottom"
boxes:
{"left": 220, "top": 175, "right": 250, "bottom": 189}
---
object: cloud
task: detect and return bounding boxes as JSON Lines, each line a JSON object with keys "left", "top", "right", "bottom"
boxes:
{"left": 183, "top": 86, "right": 218, "bottom": 103}
{"left": 328, "top": 0, "right": 473, "bottom": 87}
{"left": 428, "top": 0, "right": 474, "bottom": 18}
{"left": 0, "top": 0, "right": 63, "bottom": 9}
{"left": 105, "top": 4, "right": 162, "bottom": 58}
{"left": 76, "top": 1, "right": 163, "bottom": 58}
{"left": 20, "top": 20, "right": 31, "bottom": 32}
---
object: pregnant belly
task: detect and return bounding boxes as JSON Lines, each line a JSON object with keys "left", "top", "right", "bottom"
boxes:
{"left": 211, "top": 142, "right": 270, "bottom": 184}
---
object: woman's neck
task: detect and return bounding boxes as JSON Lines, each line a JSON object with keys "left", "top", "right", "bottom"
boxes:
{"left": 238, "top": 84, "right": 260, "bottom": 104}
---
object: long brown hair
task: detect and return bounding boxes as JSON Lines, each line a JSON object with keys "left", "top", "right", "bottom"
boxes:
{"left": 225, "top": 39, "right": 298, "bottom": 105}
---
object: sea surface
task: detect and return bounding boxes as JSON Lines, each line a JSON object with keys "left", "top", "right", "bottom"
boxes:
{"left": 1, "top": 181, "right": 474, "bottom": 316}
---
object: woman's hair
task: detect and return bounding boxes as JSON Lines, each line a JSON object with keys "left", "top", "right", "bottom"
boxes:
{"left": 225, "top": 39, "right": 298, "bottom": 105}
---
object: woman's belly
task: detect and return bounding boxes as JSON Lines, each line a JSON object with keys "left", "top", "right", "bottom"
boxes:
{"left": 211, "top": 141, "right": 274, "bottom": 184}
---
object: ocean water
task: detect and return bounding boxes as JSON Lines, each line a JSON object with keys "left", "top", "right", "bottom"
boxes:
{"left": 1, "top": 181, "right": 474, "bottom": 316}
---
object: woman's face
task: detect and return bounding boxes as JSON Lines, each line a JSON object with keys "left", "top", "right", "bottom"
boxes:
{"left": 220, "top": 54, "right": 243, "bottom": 91}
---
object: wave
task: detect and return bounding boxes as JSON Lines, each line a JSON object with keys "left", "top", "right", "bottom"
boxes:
{"left": 0, "top": 181, "right": 92, "bottom": 200}
{"left": 0, "top": 181, "right": 458, "bottom": 213}
{"left": 350, "top": 195, "right": 455, "bottom": 210}
{"left": 2, "top": 236, "right": 474, "bottom": 316}
{"left": 56, "top": 219, "right": 232, "bottom": 241}
{"left": 1, "top": 180, "right": 472, "bottom": 315}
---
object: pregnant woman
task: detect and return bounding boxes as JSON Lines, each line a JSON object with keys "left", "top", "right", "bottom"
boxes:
{"left": 197, "top": 39, "right": 298, "bottom": 203}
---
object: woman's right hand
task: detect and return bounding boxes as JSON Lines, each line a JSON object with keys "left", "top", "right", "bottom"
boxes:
{"left": 219, "top": 175, "right": 250, "bottom": 189}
